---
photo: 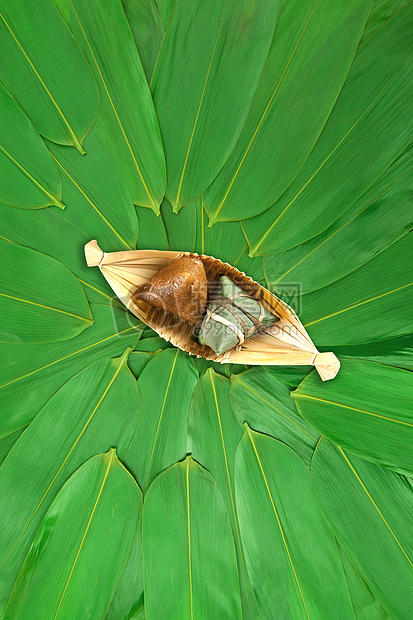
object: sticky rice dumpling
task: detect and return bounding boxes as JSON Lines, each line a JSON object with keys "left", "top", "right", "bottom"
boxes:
{"left": 133, "top": 256, "right": 207, "bottom": 324}
{"left": 198, "top": 276, "right": 279, "bottom": 355}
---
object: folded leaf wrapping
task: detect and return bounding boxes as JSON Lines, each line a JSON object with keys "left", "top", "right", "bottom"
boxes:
{"left": 199, "top": 276, "right": 279, "bottom": 354}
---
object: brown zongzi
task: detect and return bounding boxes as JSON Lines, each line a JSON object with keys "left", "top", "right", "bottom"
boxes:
{"left": 133, "top": 256, "right": 207, "bottom": 324}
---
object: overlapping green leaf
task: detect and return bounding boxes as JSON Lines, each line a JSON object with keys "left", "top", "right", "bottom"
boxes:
{"left": 188, "top": 370, "right": 257, "bottom": 619}
{"left": 124, "top": 348, "right": 198, "bottom": 492}
{"left": 0, "top": 0, "right": 99, "bottom": 150}
{"left": 193, "top": 358, "right": 246, "bottom": 379}
{"left": 311, "top": 439, "right": 413, "bottom": 619}
{"left": 47, "top": 132, "right": 139, "bottom": 250}
{"left": 194, "top": 202, "right": 264, "bottom": 283}
{"left": 230, "top": 367, "right": 319, "bottom": 467}
{"left": 54, "top": 0, "right": 165, "bottom": 210}
{"left": 127, "top": 350, "right": 156, "bottom": 378}
{"left": 204, "top": 0, "right": 371, "bottom": 224}
{"left": 155, "top": 0, "right": 175, "bottom": 28}
{"left": 130, "top": 604, "right": 145, "bottom": 620}
{"left": 161, "top": 199, "right": 197, "bottom": 252}
{"left": 294, "top": 358, "right": 413, "bottom": 475}
{"left": 0, "top": 84, "right": 63, "bottom": 209}
{"left": 0, "top": 304, "right": 142, "bottom": 437}
{"left": 0, "top": 240, "right": 92, "bottom": 343}
{"left": 244, "top": 4, "right": 413, "bottom": 255}
{"left": 300, "top": 234, "right": 413, "bottom": 346}
{"left": 264, "top": 144, "right": 413, "bottom": 294}
{"left": 0, "top": 204, "right": 115, "bottom": 298}
{"left": 143, "top": 457, "right": 242, "bottom": 620}
{"left": 360, "top": 0, "right": 408, "bottom": 42}
{"left": 338, "top": 546, "right": 391, "bottom": 619}
{"left": 122, "top": 0, "right": 164, "bottom": 81}
{"left": 134, "top": 336, "right": 171, "bottom": 352}
{"left": 106, "top": 533, "right": 143, "bottom": 620}
{"left": 334, "top": 334, "right": 413, "bottom": 370}
{"left": 0, "top": 352, "right": 141, "bottom": 613}
{"left": 0, "top": 429, "right": 24, "bottom": 467}
{"left": 136, "top": 204, "right": 168, "bottom": 250}
{"left": 235, "top": 427, "right": 354, "bottom": 619}
{"left": 4, "top": 450, "right": 141, "bottom": 620}
{"left": 152, "top": 0, "right": 279, "bottom": 210}
{"left": 258, "top": 365, "right": 313, "bottom": 389}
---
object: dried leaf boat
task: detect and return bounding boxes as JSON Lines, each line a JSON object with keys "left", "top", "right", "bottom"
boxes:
{"left": 85, "top": 240, "right": 340, "bottom": 380}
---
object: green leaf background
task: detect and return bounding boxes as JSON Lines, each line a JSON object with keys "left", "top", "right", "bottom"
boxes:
{"left": 0, "top": 0, "right": 412, "bottom": 617}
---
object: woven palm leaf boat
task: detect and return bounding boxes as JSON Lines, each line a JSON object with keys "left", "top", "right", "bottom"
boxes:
{"left": 85, "top": 240, "right": 340, "bottom": 380}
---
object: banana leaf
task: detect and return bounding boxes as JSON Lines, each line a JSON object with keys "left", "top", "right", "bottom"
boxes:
{"left": 311, "top": 439, "right": 413, "bottom": 619}
{"left": 338, "top": 545, "right": 391, "bottom": 619}
{"left": 0, "top": 202, "right": 115, "bottom": 298}
{"left": 105, "top": 533, "right": 143, "bottom": 620}
{"left": 4, "top": 450, "right": 141, "bottom": 620}
{"left": 293, "top": 358, "right": 413, "bottom": 475}
{"left": 230, "top": 367, "right": 319, "bottom": 467}
{"left": 188, "top": 370, "right": 257, "bottom": 619}
{"left": 134, "top": 336, "right": 172, "bottom": 352}
{"left": 46, "top": 133, "right": 139, "bottom": 250}
{"left": 244, "top": 4, "right": 413, "bottom": 255}
{"left": 194, "top": 201, "right": 264, "bottom": 284}
{"left": 258, "top": 365, "right": 312, "bottom": 389}
{"left": 54, "top": 0, "right": 165, "bottom": 210}
{"left": 0, "top": 304, "right": 142, "bottom": 437}
{"left": 300, "top": 233, "right": 413, "bottom": 346}
{"left": 0, "top": 240, "right": 92, "bottom": 343}
{"left": 142, "top": 457, "right": 242, "bottom": 619}
{"left": 136, "top": 204, "right": 168, "bottom": 251}
{"left": 161, "top": 198, "right": 197, "bottom": 252}
{"left": 0, "top": 0, "right": 100, "bottom": 150}
{"left": 204, "top": 0, "right": 371, "bottom": 224}
{"left": 0, "top": 83, "right": 63, "bottom": 209}
{"left": 0, "top": 428, "right": 24, "bottom": 467}
{"left": 0, "top": 352, "right": 141, "bottom": 614}
{"left": 152, "top": 0, "right": 279, "bottom": 210}
{"left": 124, "top": 348, "right": 198, "bottom": 492}
{"left": 264, "top": 144, "right": 413, "bottom": 294}
{"left": 361, "top": 0, "right": 408, "bottom": 42}
{"left": 155, "top": 0, "right": 175, "bottom": 28}
{"left": 127, "top": 350, "right": 156, "bottom": 377}
{"left": 121, "top": 0, "right": 164, "bottom": 81}
{"left": 333, "top": 334, "right": 413, "bottom": 370}
{"left": 235, "top": 426, "right": 354, "bottom": 618}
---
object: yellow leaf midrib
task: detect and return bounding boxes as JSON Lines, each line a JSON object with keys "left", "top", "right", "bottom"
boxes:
{"left": 0, "top": 356, "right": 128, "bottom": 577}
{"left": 254, "top": 65, "right": 405, "bottom": 255}
{"left": 338, "top": 447, "right": 413, "bottom": 568}
{"left": 210, "top": 0, "right": 320, "bottom": 224}
{"left": 68, "top": 0, "right": 155, "bottom": 208}
{"left": 0, "top": 292, "right": 92, "bottom": 323}
{"left": 0, "top": 11, "right": 84, "bottom": 151}
{"left": 53, "top": 450, "right": 117, "bottom": 619}
{"left": 246, "top": 426, "right": 310, "bottom": 618}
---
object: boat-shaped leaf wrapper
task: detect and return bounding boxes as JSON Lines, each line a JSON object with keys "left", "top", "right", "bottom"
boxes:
{"left": 85, "top": 240, "right": 339, "bottom": 381}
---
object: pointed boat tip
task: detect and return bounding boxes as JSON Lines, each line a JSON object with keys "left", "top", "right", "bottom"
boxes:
{"left": 84, "top": 240, "right": 104, "bottom": 267}
{"left": 314, "top": 352, "right": 340, "bottom": 381}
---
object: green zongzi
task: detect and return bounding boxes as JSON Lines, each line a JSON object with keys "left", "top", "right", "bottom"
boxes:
{"left": 198, "top": 276, "right": 279, "bottom": 354}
